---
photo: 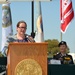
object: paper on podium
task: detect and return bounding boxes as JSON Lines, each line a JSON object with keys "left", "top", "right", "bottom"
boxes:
{"left": 49, "top": 59, "right": 61, "bottom": 64}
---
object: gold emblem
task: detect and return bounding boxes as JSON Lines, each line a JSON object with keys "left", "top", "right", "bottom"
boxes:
{"left": 15, "top": 59, "right": 42, "bottom": 75}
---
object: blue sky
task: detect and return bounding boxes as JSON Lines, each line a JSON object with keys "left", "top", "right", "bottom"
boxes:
{"left": 0, "top": 0, "right": 75, "bottom": 53}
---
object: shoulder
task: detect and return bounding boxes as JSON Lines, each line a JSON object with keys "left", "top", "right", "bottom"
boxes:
{"left": 53, "top": 52, "right": 60, "bottom": 58}
{"left": 67, "top": 54, "right": 73, "bottom": 58}
{"left": 54, "top": 52, "right": 60, "bottom": 56}
{"left": 6, "top": 34, "right": 17, "bottom": 41}
{"left": 7, "top": 34, "right": 15, "bottom": 38}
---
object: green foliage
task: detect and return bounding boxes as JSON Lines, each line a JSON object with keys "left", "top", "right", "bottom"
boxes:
{"left": 45, "top": 39, "right": 59, "bottom": 58}
{"left": 0, "top": 52, "right": 4, "bottom": 57}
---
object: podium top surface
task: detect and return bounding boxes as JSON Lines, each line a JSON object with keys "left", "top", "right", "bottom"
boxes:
{"left": 9, "top": 42, "right": 48, "bottom": 45}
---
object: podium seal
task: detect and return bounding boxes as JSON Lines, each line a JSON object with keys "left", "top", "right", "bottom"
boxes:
{"left": 15, "top": 59, "right": 42, "bottom": 75}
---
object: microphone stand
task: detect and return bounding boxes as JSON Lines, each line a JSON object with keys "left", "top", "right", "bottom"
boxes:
{"left": 31, "top": 1, "right": 35, "bottom": 38}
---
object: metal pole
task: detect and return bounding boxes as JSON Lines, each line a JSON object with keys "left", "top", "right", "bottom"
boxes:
{"left": 60, "top": 32, "right": 62, "bottom": 41}
{"left": 31, "top": 1, "right": 35, "bottom": 38}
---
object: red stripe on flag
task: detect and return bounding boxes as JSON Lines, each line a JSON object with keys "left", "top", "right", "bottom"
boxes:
{"left": 60, "top": 0, "right": 74, "bottom": 33}
{"left": 64, "top": 2, "right": 72, "bottom": 16}
{"left": 61, "top": 10, "right": 74, "bottom": 32}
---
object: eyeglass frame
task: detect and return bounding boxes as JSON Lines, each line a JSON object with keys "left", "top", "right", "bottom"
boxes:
{"left": 18, "top": 27, "right": 27, "bottom": 29}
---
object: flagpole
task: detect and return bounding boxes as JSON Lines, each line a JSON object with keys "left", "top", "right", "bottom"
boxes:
{"left": 31, "top": 1, "right": 35, "bottom": 38}
{"left": 60, "top": 32, "right": 62, "bottom": 41}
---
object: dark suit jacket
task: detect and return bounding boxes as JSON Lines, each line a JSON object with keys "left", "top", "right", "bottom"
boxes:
{"left": 53, "top": 52, "right": 74, "bottom": 64}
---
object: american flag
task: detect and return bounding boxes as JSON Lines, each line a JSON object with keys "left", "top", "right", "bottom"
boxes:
{"left": 60, "top": 0, "right": 74, "bottom": 33}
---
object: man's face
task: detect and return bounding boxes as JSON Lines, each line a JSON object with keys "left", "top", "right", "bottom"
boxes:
{"left": 59, "top": 44, "right": 67, "bottom": 53}
{"left": 17, "top": 23, "right": 26, "bottom": 35}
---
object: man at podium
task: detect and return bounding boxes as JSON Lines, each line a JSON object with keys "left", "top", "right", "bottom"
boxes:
{"left": 2, "top": 20, "right": 35, "bottom": 56}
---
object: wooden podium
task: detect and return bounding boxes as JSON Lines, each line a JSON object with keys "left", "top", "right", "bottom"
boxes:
{"left": 7, "top": 43, "right": 48, "bottom": 75}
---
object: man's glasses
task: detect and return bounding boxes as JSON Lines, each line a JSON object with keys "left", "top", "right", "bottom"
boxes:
{"left": 18, "top": 27, "right": 27, "bottom": 29}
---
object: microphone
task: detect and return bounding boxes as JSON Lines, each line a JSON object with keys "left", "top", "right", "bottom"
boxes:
{"left": 26, "top": 35, "right": 35, "bottom": 42}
